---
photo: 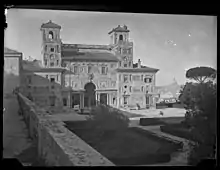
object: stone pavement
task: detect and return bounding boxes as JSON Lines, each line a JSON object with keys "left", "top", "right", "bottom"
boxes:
{"left": 126, "top": 108, "right": 186, "bottom": 120}
{"left": 3, "top": 96, "right": 32, "bottom": 159}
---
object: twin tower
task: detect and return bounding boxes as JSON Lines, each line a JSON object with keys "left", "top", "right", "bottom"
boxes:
{"left": 40, "top": 20, "right": 134, "bottom": 69}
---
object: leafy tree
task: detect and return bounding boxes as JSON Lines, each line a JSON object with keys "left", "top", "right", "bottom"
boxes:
{"left": 181, "top": 66, "right": 217, "bottom": 165}
{"left": 186, "top": 66, "right": 216, "bottom": 83}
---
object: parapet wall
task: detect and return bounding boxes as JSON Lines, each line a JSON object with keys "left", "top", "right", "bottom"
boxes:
{"left": 17, "top": 93, "right": 114, "bottom": 166}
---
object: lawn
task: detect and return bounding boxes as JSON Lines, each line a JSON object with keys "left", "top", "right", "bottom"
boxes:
{"left": 64, "top": 121, "right": 181, "bottom": 166}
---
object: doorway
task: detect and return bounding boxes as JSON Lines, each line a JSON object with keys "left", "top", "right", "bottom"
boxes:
{"left": 100, "top": 93, "right": 107, "bottom": 105}
{"left": 84, "top": 82, "right": 96, "bottom": 107}
{"left": 72, "top": 93, "right": 80, "bottom": 109}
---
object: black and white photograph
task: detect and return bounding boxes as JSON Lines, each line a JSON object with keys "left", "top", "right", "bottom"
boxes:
{"left": 3, "top": 6, "right": 217, "bottom": 166}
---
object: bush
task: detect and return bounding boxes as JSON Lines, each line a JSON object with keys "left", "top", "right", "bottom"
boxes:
{"left": 87, "top": 104, "right": 130, "bottom": 133}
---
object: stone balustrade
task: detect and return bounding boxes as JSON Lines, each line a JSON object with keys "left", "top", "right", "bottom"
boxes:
{"left": 17, "top": 93, "right": 114, "bottom": 166}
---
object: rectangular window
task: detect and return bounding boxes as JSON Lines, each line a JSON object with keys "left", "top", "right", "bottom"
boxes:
{"left": 50, "top": 62, "right": 54, "bottom": 67}
{"left": 144, "top": 78, "right": 152, "bottom": 83}
{"left": 44, "top": 60, "right": 47, "bottom": 66}
{"left": 57, "top": 75, "right": 59, "bottom": 81}
{"left": 124, "top": 63, "right": 128, "bottom": 67}
{"left": 129, "top": 61, "right": 132, "bottom": 67}
{"left": 119, "top": 61, "right": 121, "bottom": 67}
{"left": 74, "top": 66, "right": 78, "bottom": 74}
{"left": 63, "top": 98, "right": 67, "bottom": 106}
{"left": 146, "top": 85, "right": 149, "bottom": 93}
{"left": 130, "top": 86, "right": 132, "bottom": 92}
{"left": 144, "top": 78, "right": 148, "bottom": 83}
{"left": 124, "top": 75, "right": 129, "bottom": 83}
{"left": 88, "top": 65, "right": 92, "bottom": 73}
{"left": 101, "top": 67, "right": 107, "bottom": 75}
{"left": 130, "top": 75, "right": 132, "bottom": 81}
{"left": 50, "top": 77, "right": 55, "bottom": 83}
{"left": 57, "top": 60, "right": 59, "bottom": 66}
{"left": 124, "top": 96, "right": 128, "bottom": 105}
{"left": 51, "top": 48, "right": 54, "bottom": 52}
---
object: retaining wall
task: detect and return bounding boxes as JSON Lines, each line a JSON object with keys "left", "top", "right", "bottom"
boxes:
{"left": 17, "top": 93, "right": 114, "bottom": 166}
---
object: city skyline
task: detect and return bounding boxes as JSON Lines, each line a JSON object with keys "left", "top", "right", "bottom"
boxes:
{"left": 5, "top": 9, "right": 217, "bottom": 86}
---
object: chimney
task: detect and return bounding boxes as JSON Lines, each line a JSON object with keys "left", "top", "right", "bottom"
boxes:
{"left": 138, "top": 59, "right": 141, "bottom": 68}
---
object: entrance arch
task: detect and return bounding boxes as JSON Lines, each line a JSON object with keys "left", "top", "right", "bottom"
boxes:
{"left": 84, "top": 82, "right": 96, "bottom": 107}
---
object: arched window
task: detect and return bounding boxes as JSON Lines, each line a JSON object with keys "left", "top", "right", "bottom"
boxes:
{"left": 48, "top": 31, "right": 54, "bottom": 39}
{"left": 119, "top": 35, "right": 123, "bottom": 41}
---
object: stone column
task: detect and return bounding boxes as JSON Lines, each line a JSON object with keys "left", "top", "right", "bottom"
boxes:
{"left": 117, "top": 96, "right": 120, "bottom": 108}
{"left": 97, "top": 93, "right": 100, "bottom": 102}
{"left": 81, "top": 93, "right": 84, "bottom": 109}
{"left": 107, "top": 93, "right": 110, "bottom": 105}
{"left": 143, "top": 94, "right": 146, "bottom": 108}
{"left": 67, "top": 92, "right": 71, "bottom": 108}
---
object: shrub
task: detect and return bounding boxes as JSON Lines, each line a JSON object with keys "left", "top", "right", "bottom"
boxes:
{"left": 87, "top": 104, "right": 130, "bottom": 133}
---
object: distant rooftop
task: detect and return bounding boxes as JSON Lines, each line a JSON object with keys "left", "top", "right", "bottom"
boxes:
{"left": 4, "top": 47, "right": 21, "bottom": 54}
{"left": 41, "top": 20, "right": 61, "bottom": 29}
{"left": 62, "top": 44, "right": 111, "bottom": 50}
{"left": 62, "top": 51, "right": 119, "bottom": 62}
{"left": 108, "top": 25, "right": 130, "bottom": 34}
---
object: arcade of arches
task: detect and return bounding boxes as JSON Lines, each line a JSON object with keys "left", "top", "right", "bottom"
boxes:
{"left": 69, "top": 82, "right": 117, "bottom": 109}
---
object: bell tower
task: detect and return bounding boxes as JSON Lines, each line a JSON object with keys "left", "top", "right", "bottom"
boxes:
{"left": 108, "top": 25, "right": 133, "bottom": 68}
{"left": 40, "top": 20, "right": 62, "bottom": 68}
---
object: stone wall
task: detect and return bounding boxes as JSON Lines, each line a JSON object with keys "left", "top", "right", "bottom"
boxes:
{"left": 17, "top": 93, "right": 114, "bottom": 166}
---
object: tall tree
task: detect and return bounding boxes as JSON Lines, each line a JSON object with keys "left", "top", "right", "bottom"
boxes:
{"left": 182, "top": 66, "right": 217, "bottom": 165}
{"left": 186, "top": 66, "right": 216, "bottom": 83}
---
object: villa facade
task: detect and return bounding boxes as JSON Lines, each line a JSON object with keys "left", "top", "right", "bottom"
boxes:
{"left": 20, "top": 20, "right": 159, "bottom": 111}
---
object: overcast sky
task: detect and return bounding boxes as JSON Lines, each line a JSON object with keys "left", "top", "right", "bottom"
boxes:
{"left": 5, "top": 9, "right": 216, "bottom": 86}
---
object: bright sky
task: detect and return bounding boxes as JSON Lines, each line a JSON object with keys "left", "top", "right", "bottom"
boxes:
{"left": 5, "top": 8, "right": 217, "bottom": 86}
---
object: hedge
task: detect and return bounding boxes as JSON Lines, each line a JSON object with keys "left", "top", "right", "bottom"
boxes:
{"left": 160, "top": 124, "right": 201, "bottom": 143}
{"left": 139, "top": 118, "right": 165, "bottom": 126}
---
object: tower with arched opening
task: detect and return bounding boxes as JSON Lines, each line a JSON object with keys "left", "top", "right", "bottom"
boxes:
{"left": 40, "top": 20, "right": 62, "bottom": 68}
{"left": 108, "top": 25, "right": 133, "bottom": 69}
